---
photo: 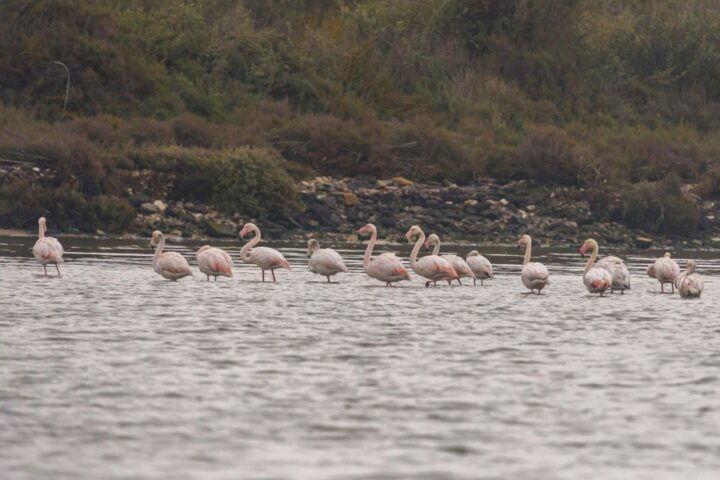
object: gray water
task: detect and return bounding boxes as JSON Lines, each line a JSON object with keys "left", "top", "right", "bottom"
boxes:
{"left": 1, "top": 236, "right": 719, "bottom": 480}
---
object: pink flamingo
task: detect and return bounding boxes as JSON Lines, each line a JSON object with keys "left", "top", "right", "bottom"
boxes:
{"left": 239, "top": 223, "right": 290, "bottom": 282}
{"left": 466, "top": 250, "right": 493, "bottom": 286}
{"left": 405, "top": 226, "right": 458, "bottom": 287}
{"left": 596, "top": 253, "right": 631, "bottom": 294}
{"left": 517, "top": 235, "right": 549, "bottom": 294}
{"left": 424, "top": 233, "right": 475, "bottom": 285}
{"left": 652, "top": 252, "right": 680, "bottom": 293}
{"left": 677, "top": 260, "right": 704, "bottom": 298}
{"left": 196, "top": 245, "right": 233, "bottom": 281}
{"left": 357, "top": 223, "right": 410, "bottom": 286}
{"left": 33, "top": 216, "right": 64, "bottom": 277}
{"left": 579, "top": 239, "right": 612, "bottom": 296}
{"left": 307, "top": 239, "right": 348, "bottom": 283}
{"left": 150, "top": 230, "right": 193, "bottom": 281}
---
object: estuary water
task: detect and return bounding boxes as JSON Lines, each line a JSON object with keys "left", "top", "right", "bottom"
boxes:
{"left": 1, "top": 236, "right": 719, "bottom": 480}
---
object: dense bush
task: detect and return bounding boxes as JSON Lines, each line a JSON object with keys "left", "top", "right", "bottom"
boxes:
{"left": 620, "top": 176, "right": 700, "bottom": 235}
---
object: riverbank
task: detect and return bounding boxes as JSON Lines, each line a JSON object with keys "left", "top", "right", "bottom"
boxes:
{"left": 3, "top": 160, "right": 719, "bottom": 249}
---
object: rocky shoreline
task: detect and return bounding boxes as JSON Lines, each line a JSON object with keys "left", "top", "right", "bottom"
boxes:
{"left": 3, "top": 162, "right": 720, "bottom": 248}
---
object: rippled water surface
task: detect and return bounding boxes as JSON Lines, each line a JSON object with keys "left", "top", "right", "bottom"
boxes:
{"left": 1, "top": 236, "right": 719, "bottom": 479}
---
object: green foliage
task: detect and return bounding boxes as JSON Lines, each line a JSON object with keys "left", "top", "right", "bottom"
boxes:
{"left": 620, "top": 175, "right": 700, "bottom": 234}
{"left": 133, "top": 146, "right": 300, "bottom": 216}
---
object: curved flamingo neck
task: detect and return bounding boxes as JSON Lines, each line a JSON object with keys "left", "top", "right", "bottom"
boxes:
{"left": 431, "top": 238, "right": 440, "bottom": 256}
{"left": 38, "top": 222, "right": 45, "bottom": 239}
{"left": 362, "top": 228, "right": 377, "bottom": 270}
{"left": 240, "top": 227, "right": 261, "bottom": 262}
{"left": 409, "top": 230, "right": 426, "bottom": 270}
{"left": 584, "top": 243, "right": 598, "bottom": 275}
{"left": 523, "top": 240, "right": 532, "bottom": 265}
{"left": 153, "top": 234, "right": 165, "bottom": 268}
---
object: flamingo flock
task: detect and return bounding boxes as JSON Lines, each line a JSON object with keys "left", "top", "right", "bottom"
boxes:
{"left": 30, "top": 217, "right": 707, "bottom": 298}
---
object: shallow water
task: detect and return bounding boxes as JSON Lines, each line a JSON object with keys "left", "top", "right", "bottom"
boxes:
{"left": 1, "top": 236, "right": 719, "bottom": 480}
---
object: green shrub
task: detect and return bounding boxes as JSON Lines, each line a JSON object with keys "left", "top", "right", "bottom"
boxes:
{"left": 620, "top": 176, "right": 700, "bottom": 235}
{"left": 92, "top": 195, "right": 135, "bottom": 233}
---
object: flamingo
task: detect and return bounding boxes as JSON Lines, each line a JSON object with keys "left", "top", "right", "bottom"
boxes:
{"left": 466, "top": 250, "right": 494, "bottom": 286}
{"left": 33, "top": 216, "right": 64, "bottom": 277}
{"left": 517, "top": 235, "right": 549, "bottom": 294}
{"left": 405, "top": 226, "right": 458, "bottom": 287}
{"left": 676, "top": 260, "right": 704, "bottom": 298}
{"left": 307, "top": 238, "right": 348, "bottom": 283}
{"left": 150, "top": 230, "right": 193, "bottom": 281}
{"left": 652, "top": 252, "right": 680, "bottom": 293}
{"left": 239, "top": 223, "right": 290, "bottom": 282}
{"left": 595, "top": 253, "right": 631, "bottom": 294}
{"left": 357, "top": 223, "right": 410, "bottom": 286}
{"left": 579, "top": 239, "right": 612, "bottom": 296}
{"left": 424, "top": 234, "right": 475, "bottom": 285}
{"left": 196, "top": 245, "right": 233, "bottom": 281}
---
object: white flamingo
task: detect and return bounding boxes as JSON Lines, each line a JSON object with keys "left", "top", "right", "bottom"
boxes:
{"left": 150, "top": 230, "right": 193, "bottom": 281}
{"left": 307, "top": 238, "right": 348, "bottom": 283}
{"left": 196, "top": 245, "right": 233, "bottom": 281}
{"left": 466, "top": 250, "right": 493, "bottom": 286}
{"left": 405, "top": 226, "right": 458, "bottom": 287}
{"left": 33, "top": 217, "right": 64, "bottom": 277}
{"left": 579, "top": 239, "right": 612, "bottom": 296}
{"left": 357, "top": 223, "right": 410, "bottom": 286}
{"left": 517, "top": 235, "right": 549, "bottom": 294}
{"left": 676, "top": 260, "right": 704, "bottom": 298}
{"left": 239, "top": 223, "right": 290, "bottom": 282}
{"left": 652, "top": 252, "right": 680, "bottom": 293}
{"left": 424, "top": 233, "right": 475, "bottom": 285}
{"left": 595, "top": 253, "right": 630, "bottom": 294}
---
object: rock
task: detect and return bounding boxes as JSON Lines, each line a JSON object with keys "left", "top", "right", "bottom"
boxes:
{"left": 324, "top": 195, "right": 337, "bottom": 208}
{"left": 141, "top": 202, "right": 159, "bottom": 213}
{"left": 202, "top": 220, "right": 236, "bottom": 238}
{"left": 130, "top": 193, "right": 151, "bottom": 207}
{"left": 635, "top": 236, "right": 654, "bottom": 249}
{"left": 153, "top": 200, "right": 167, "bottom": 213}
{"left": 392, "top": 176, "right": 413, "bottom": 187}
{"left": 343, "top": 192, "right": 359, "bottom": 206}
{"left": 96, "top": 229, "right": 106, "bottom": 236}
{"left": 526, "top": 204, "right": 536, "bottom": 212}
{"left": 464, "top": 199, "right": 478, "bottom": 207}
{"left": 499, "top": 198, "right": 509, "bottom": 207}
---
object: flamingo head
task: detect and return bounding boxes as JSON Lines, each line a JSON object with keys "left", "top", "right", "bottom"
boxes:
{"left": 197, "top": 245, "right": 212, "bottom": 254}
{"left": 307, "top": 239, "right": 319, "bottom": 257}
{"left": 686, "top": 259, "right": 696, "bottom": 274}
{"left": 467, "top": 250, "right": 479, "bottom": 257}
{"left": 239, "top": 223, "right": 256, "bottom": 239}
{"left": 424, "top": 234, "right": 439, "bottom": 250}
{"left": 150, "top": 230, "right": 163, "bottom": 247}
{"left": 579, "top": 239, "right": 597, "bottom": 258}
{"left": 357, "top": 223, "right": 375, "bottom": 237}
{"left": 517, "top": 234, "right": 531, "bottom": 249}
{"left": 405, "top": 225, "right": 422, "bottom": 243}
{"left": 664, "top": 252, "right": 672, "bottom": 258}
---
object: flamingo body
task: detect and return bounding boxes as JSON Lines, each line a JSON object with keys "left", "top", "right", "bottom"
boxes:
{"left": 596, "top": 255, "right": 631, "bottom": 293}
{"left": 653, "top": 253, "right": 680, "bottom": 293}
{"left": 358, "top": 223, "right": 410, "bottom": 286}
{"left": 406, "top": 226, "right": 458, "bottom": 287}
{"left": 239, "top": 223, "right": 290, "bottom": 282}
{"left": 150, "top": 231, "right": 192, "bottom": 281}
{"left": 307, "top": 239, "right": 348, "bottom": 282}
{"left": 424, "top": 234, "right": 474, "bottom": 285}
{"left": 583, "top": 267, "right": 612, "bottom": 295}
{"left": 196, "top": 246, "right": 233, "bottom": 281}
{"left": 677, "top": 260, "right": 703, "bottom": 298}
{"left": 33, "top": 217, "right": 64, "bottom": 276}
{"left": 518, "top": 235, "right": 549, "bottom": 294}
{"left": 466, "top": 250, "right": 493, "bottom": 285}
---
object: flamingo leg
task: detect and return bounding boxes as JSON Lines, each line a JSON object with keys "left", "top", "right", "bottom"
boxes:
{"left": 206, "top": 275, "right": 210, "bottom": 281}
{"left": 481, "top": 278, "right": 484, "bottom": 286}
{"left": 671, "top": 283, "right": 675, "bottom": 294}
{"left": 327, "top": 276, "right": 331, "bottom": 283}
{"left": 262, "top": 270, "right": 265, "bottom": 282}
{"left": 271, "top": 269, "right": 276, "bottom": 282}
{"left": 473, "top": 278, "right": 477, "bottom": 286}
{"left": 214, "top": 276, "right": 218, "bottom": 282}
{"left": 661, "top": 283, "right": 664, "bottom": 293}
{"left": 457, "top": 278, "right": 462, "bottom": 286}
{"left": 55, "top": 264, "right": 61, "bottom": 277}
{"left": 425, "top": 281, "right": 431, "bottom": 288}
{"left": 42, "top": 265, "right": 47, "bottom": 276}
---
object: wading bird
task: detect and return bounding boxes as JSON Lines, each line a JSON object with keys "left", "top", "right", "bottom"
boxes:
{"left": 357, "top": 223, "right": 410, "bottom": 286}
{"left": 677, "top": 260, "right": 704, "bottom": 298}
{"left": 579, "top": 239, "right": 612, "bottom": 296}
{"left": 33, "top": 217, "right": 64, "bottom": 277}
{"left": 466, "top": 250, "right": 493, "bottom": 286}
{"left": 196, "top": 245, "right": 233, "bottom": 281}
{"left": 239, "top": 223, "right": 290, "bottom": 282}
{"left": 517, "top": 235, "right": 549, "bottom": 294}
{"left": 652, "top": 252, "right": 680, "bottom": 293}
{"left": 307, "top": 238, "right": 348, "bottom": 283}
{"left": 405, "top": 226, "right": 458, "bottom": 287}
{"left": 150, "top": 231, "right": 193, "bottom": 281}
{"left": 424, "top": 233, "right": 475, "bottom": 285}
{"left": 595, "top": 252, "right": 630, "bottom": 294}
